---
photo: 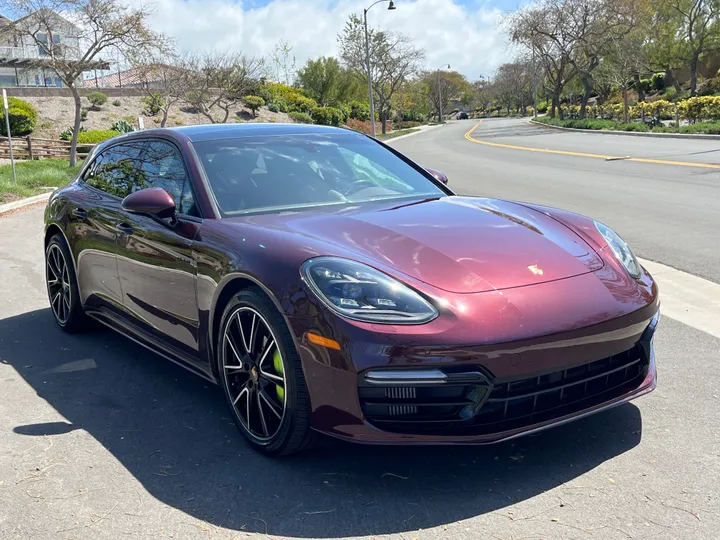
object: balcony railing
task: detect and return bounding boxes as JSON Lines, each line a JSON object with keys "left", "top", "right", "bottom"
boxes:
{"left": 0, "top": 44, "right": 77, "bottom": 60}
{"left": 0, "top": 46, "right": 34, "bottom": 59}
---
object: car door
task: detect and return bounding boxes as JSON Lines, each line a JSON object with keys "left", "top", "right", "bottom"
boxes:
{"left": 70, "top": 143, "right": 143, "bottom": 312}
{"left": 114, "top": 138, "right": 202, "bottom": 358}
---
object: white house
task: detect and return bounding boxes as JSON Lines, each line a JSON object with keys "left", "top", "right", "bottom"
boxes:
{"left": 0, "top": 11, "right": 86, "bottom": 87}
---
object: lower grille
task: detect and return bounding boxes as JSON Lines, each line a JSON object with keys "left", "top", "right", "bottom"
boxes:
{"left": 358, "top": 344, "right": 649, "bottom": 436}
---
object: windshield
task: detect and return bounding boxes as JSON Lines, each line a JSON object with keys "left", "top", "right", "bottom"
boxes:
{"left": 193, "top": 133, "right": 445, "bottom": 216}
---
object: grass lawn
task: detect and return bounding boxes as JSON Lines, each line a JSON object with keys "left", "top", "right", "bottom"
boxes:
{"left": 376, "top": 128, "right": 421, "bottom": 140}
{"left": 0, "top": 159, "right": 80, "bottom": 204}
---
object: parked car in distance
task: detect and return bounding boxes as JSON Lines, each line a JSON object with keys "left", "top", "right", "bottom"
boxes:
{"left": 457, "top": 111, "right": 469, "bottom": 119}
{"left": 44, "top": 123, "right": 659, "bottom": 456}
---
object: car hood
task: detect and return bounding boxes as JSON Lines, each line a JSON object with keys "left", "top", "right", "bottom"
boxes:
{"left": 230, "top": 196, "right": 605, "bottom": 294}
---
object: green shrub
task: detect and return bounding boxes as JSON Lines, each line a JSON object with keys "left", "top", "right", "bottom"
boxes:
{"left": 650, "top": 73, "right": 666, "bottom": 92}
{"left": 59, "top": 126, "right": 86, "bottom": 141}
{"left": 680, "top": 121, "right": 720, "bottom": 134}
{"left": 288, "top": 94, "right": 317, "bottom": 113}
{"left": 141, "top": 92, "right": 164, "bottom": 116}
{"left": 268, "top": 98, "right": 288, "bottom": 113}
{"left": 349, "top": 100, "right": 370, "bottom": 121}
{"left": 0, "top": 97, "right": 37, "bottom": 136}
{"left": 635, "top": 99, "right": 674, "bottom": 120}
{"left": 242, "top": 95, "right": 265, "bottom": 117}
{"left": 311, "top": 106, "right": 343, "bottom": 126}
{"left": 112, "top": 99, "right": 122, "bottom": 107}
{"left": 80, "top": 109, "right": 88, "bottom": 121}
{"left": 288, "top": 111, "right": 312, "bottom": 124}
{"left": 396, "top": 120, "right": 423, "bottom": 129}
{"left": 401, "top": 109, "right": 425, "bottom": 123}
{"left": 534, "top": 116, "right": 648, "bottom": 131}
{"left": 617, "top": 122, "right": 649, "bottom": 132}
{"left": 86, "top": 91, "right": 108, "bottom": 109}
{"left": 634, "top": 78, "right": 651, "bottom": 95}
{"left": 338, "top": 104, "right": 351, "bottom": 123}
{"left": 263, "top": 82, "right": 317, "bottom": 113}
{"left": 256, "top": 84, "right": 273, "bottom": 104}
{"left": 77, "top": 129, "right": 120, "bottom": 144}
{"left": 111, "top": 120, "right": 134, "bottom": 133}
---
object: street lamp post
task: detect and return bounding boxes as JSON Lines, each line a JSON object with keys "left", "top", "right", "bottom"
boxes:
{"left": 363, "top": 0, "right": 395, "bottom": 138}
{"left": 436, "top": 63, "right": 450, "bottom": 122}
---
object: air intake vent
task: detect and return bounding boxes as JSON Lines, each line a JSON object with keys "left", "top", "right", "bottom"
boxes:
{"left": 385, "top": 387, "right": 416, "bottom": 400}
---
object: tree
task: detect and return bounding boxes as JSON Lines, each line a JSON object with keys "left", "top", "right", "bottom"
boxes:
{"left": 3, "top": 0, "right": 164, "bottom": 166}
{"left": 492, "top": 62, "right": 533, "bottom": 114}
{"left": 338, "top": 14, "right": 425, "bottom": 134}
{"left": 296, "top": 56, "right": 344, "bottom": 106}
{"left": 596, "top": 31, "right": 648, "bottom": 122}
{"left": 652, "top": 0, "right": 720, "bottom": 95}
{"left": 133, "top": 51, "right": 191, "bottom": 128}
{"left": 509, "top": 0, "right": 579, "bottom": 119}
{"left": 184, "top": 53, "right": 265, "bottom": 124}
{"left": 566, "top": 0, "right": 649, "bottom": 118}
{"left": 270, "top": 39, "right": 296, "bottom": 85}
{"left": 422, "top": 70, "right": 471, "bottom": 120}
{"left": 391, "top": 78, "right": 430, "bottom": 121}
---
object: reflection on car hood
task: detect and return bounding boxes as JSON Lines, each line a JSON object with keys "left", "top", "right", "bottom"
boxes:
{"left": 232, "top": 196, "right": 605, "bottom": 294}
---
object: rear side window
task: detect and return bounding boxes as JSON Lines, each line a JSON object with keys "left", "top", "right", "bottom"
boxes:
{"left": 85, "top": 143, "right": 144, "bottom": 198}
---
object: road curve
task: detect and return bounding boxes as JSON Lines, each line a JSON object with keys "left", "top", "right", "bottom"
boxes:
{"left": 389, "top": 118, "right": 720, "bottom": 284}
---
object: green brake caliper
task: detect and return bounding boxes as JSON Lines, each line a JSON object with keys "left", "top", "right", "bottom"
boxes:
{"left": 272, "top": 350, "right": 285, "bottom": 403}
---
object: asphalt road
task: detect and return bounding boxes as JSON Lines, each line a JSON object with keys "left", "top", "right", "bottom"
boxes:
{"left": 392, "top": 119, "right": 720, "bottom": 284}
{"left": 1, "top": 123, "right": 719, "bottom": 540}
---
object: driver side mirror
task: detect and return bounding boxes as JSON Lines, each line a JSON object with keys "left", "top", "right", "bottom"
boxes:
{"left": 425, "top": 168, "right": 448, "bottom": 185}
{"left": 122, "top": 187, "right": 176, "bottom": 219}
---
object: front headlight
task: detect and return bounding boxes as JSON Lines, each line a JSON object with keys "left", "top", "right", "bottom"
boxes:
{"left": 301, "top": 257, "right": 438, "bottom": 324}
{"left": 594, "top": 221, "right": 642, "bottom": 278}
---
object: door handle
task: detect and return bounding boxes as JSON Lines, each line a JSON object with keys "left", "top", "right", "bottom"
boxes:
{"left": 116, "top": 223, "right": 133, "bottom": 235}
{"left": 71, "top": 207, "right": 88, "bottom": 220}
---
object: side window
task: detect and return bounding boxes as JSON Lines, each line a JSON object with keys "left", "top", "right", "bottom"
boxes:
{"left": 85, "top": 144, "right": 145, "bottom": 198}
{"left": 138, "top": 140, "right": 198, "bottom": 216}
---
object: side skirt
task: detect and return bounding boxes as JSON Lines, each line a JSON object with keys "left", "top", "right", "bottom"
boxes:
{"left": 86, "top": 307, "right": 217, "bottom": 384}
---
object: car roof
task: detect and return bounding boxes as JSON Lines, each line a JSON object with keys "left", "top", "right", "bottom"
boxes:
{"left": 144, "top": 123, "right": 360, "bottom": 143}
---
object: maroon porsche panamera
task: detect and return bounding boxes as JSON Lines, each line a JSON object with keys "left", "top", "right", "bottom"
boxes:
{"left": 43, "top": 124, "right": 659, "bottom": 455}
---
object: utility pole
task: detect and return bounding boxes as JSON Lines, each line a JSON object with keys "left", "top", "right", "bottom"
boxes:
{"left": 362, "top": 0, "right": 396, "bottom": 137}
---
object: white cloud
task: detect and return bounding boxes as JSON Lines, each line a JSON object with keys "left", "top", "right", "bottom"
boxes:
{"left": 138, "top": 0, "right": 513, "bottom": 79}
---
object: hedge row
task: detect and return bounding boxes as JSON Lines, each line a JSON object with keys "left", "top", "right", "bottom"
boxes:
{"left": 535, "top": 115, "right": 720, "bottom": 135}
{"left": 558, "top": 96, "right": 720, "bottom": 123}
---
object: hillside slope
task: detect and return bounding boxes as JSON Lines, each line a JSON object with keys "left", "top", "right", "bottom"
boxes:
{"left": 23, "top": 96, "right": 292, "bottom": 139}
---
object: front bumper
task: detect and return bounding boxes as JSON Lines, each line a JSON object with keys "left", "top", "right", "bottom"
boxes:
{"left": 293, "top": 306, "right": 658, "bottom": 445}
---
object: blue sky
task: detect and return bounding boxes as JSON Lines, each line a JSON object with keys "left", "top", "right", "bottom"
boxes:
{"left": 135, "top": 0, "right": 522, "bottom": 79}
{"left": 245, "top": 0, "right": 523, "bottom": 9}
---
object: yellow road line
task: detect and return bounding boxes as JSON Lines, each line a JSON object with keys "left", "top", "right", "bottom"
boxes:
{"left": 464, "top": 122, "right": 720, "bottom": 170}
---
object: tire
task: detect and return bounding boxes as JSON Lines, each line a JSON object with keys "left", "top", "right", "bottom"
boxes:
{"left": 45, "top": 234, "right": 91, "bottom": 333}
{"left": 217, "top": 287, "right": 316, "bottom": 456}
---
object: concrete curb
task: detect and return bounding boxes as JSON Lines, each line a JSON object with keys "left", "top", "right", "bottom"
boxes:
{"left": 0, "top": 192, "right": 51, "bottom": 216}
{"left": 528, "top": 119, "right": 720, "bottom": 140}
{"left": 382, "top": 123, "right": 445, "bottom": 143}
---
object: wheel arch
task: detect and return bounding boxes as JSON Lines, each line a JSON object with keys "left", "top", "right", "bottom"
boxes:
{"left": 44, "top": 223, "right": 64, "bottom": 248}
{"left": 44, "top": 223, "right": 79, "bottom": 275}
{"left": 208, "top": 273, "right": 296, "bottom": 380}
